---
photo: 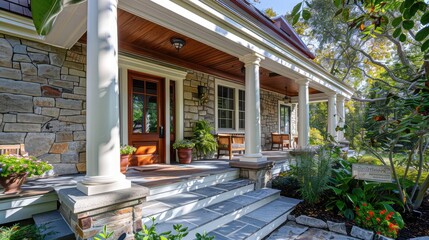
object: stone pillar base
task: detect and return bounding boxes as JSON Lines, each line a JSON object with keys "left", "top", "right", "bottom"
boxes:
{"left": 77, "top": 179, "right": 131, "bottom": 196}
{"left": 239, "top": 155, "right": 267, "bottom": 163}
{"left": 230, "top": 161, "right": 273, "bottom": 189}
{"left": 58, "top": 185, "right": 148, "bottom": 239}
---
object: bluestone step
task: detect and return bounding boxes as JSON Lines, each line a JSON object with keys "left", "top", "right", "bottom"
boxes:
{"left": 142, "top": 179, "right": 254, "bottom": 224}
{"left": 146, "top": 169, "right": 239, "bottom": 201}
{"left": 153, "top": 188, "right": 281, "bottom": 240}
{"left": 206, "top": 197, "right": 301, "bottom": 240}
{"left": 33, "top": 210, "right": 74, "bottom": 240}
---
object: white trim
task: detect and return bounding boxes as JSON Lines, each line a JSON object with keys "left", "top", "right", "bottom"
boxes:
{"left": 277, "top": 101, "right": 292, "bottom": 134}
{"left": 214, "top": 78, "right": 245, "bottom": 133}
{"left": 118, "top": 55, "right": 187, "bottom": 164}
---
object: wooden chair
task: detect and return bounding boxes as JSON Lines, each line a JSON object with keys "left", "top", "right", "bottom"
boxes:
{"left": 271, "top": 133, "right": 290, "bottom": 150}
{"left": 216, "top": 134, "right": 245, "bottom": 160}
{"left": 0, "top": 144, "right": 28, "bottom": 156}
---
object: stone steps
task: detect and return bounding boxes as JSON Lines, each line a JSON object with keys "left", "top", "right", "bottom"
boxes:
{"left": 206, "top": 197, "right": 300, "bottom": 240}
{"left": 146, "top": 168, "right": 239, "bottom": 201}
{"left": 33, "top": 210, "right": 74, "bottom": 240}
{"left": 151, "top": 188, "right": 284, "bottom": 240}
{"left": 142, "top": 178, "right": 254, "bottom": 224}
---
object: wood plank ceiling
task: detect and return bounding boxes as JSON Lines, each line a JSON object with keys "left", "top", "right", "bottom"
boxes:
{"left": 107, "top": 9, "right": 321, "bottom": 96}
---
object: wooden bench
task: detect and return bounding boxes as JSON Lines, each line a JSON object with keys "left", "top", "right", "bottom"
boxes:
{"left": 216, "top": 134, "right": 245, "bottom": 160}
{"left": 271, "top": 133, "right": 290, "bottom": 150}
{"left": 0, "top": 144, "right": 28, "bottom": 156}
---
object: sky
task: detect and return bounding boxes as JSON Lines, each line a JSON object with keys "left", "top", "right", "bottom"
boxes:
{"left": 253, "top": 0, "right": 303, "bottom": 16}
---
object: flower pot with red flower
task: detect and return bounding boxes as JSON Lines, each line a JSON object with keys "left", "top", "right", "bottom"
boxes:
{"left": 120, "top": 145, "right": 136, "bottom": 174}
{"left": 0, "top": 154, "right": 53, "bottom": 194}
{"left": 173, "top": 140, "right": 195, "bottom": 164}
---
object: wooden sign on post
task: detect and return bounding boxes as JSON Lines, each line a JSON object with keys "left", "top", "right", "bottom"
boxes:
{"left": 352, "top": 164, "right": 392, "bottom": 183}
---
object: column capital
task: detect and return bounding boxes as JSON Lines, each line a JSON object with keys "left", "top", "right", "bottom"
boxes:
{"left": 295, "top": 78, "right": 309, "bottom": 86}
{"left": 239, "top": 53, "right": 265, "bottom": 65}
{"left": 325, "top": 91, "right": 337, "bottom": 97}
{"left": 336, "top": 95, "right": 346, "bottom": 101}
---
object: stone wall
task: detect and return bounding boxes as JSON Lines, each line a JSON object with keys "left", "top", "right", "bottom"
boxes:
{"left": 0, "top": 34, "right": 87, "bottom": 175}
{"left": 183, "top": 71, "right": 215, "bottom": 138}
{"left": 260, "top": 90, "right": 284, "bottom": 150}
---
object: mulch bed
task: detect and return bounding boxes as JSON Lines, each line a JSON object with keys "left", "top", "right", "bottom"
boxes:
{"left": 287, "top": 193, "right": 429, "bottom": 239}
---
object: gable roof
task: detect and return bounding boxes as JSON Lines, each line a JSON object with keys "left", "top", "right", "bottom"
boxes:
{"left": 224, "top": 0, "right": 315, "bottom": 59}
{"left": 0, "top": 0, "right": 31, "bottom": 18}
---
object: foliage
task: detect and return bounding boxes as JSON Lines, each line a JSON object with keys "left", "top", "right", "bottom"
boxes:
{"left": 327, "top": 159, "right": 404, "bottom": 219}
{"left": 94, "top": 226, "right": 114, "bottom": 240}
{"left": 347, "top": 155, "right": 381, "bottom": 165}
{"left": 0, "top": 224, "right": 51, "bottom": 240}
{"left": 0, "top": 154, "right": 53, "bottom": 177}
{"left": 120, "top": 145, "right": 137, "bottom": 155}
{"left": 135, "top": 218, "right": 214, "bottom": 240}
{"left": 172, "top": 140, "right": 195, "bottom": 149}
{"left": 271, "top": 175, "right": 301, "bottom": 198}
{"left": 355, "top": 202, "right": 404, "bottom": 238}
{"left": 290, "top": 145, "right": 335, "bottom": 204}
{"left": 192, "top": 120, "right": 217, "bottom": 159}
{"left": 30, "top": 0, "right": 86, "bottom": 35}
{"left": 309, "top": 127, "right": 325, "bottom": 145}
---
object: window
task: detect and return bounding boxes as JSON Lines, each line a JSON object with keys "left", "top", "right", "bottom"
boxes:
{"left": 239, "top": 90, "right": 245, "bottom": 129}
{"left": 216, "top": 82, "right": 245, "bottom": 131}
{"left": 218, "top": 86, "right": 234, "bottom": 128}
{"left": 279, "top": 104, "right": 291, "bottom": 134}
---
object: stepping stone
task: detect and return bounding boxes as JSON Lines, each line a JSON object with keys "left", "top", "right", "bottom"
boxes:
{"left": 266, "top": 221, "right": 308, "bottom": 240}
{"left": 33, "top": 210, "right": 74, "bottom": 240}
{"left": 296, "top": 228, "right": 358, "bottom": 240}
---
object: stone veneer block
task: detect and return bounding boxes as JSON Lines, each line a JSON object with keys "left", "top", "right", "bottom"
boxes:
{"left": 17, "top": 113, "right": 51, "bottom": 124}
{"left": 58, "top": 185, "right": 148, "bottom": 213}
{"left": 0, "top": 78, "right": 41, "bottom": 96}
{"left": 0, "top": 133, "right": 26, "bottom": 144}
{"left": 295, "top": 215, "right": 328, "bottom": 229}
{"left": 0, "top": 94, "right": 34, "bottom": 113}
{"left": 56, "top": 132, "right": 74, "bottom": 142}
{"left": 327, "top": 221, "right": 347, "bottom": 235}
{"left": 34, "top": 97, "right": 55, "bottom": 107}
{"left": 51, "top": 163, "right": 78, "bottom": 175}
{"left": 41, "top": 107, "right": 60, "bottom": 118}
{"left": 56, "top": 98, "right": 82, "bottom": 110}
{"left": 4, "top": 123, "right": 41, "bottom": 132}
{"left": 0, "top": 38, "right": 13, "bottom": 67}
{"left": 350, "top": 226, "right": 374, "bottom": 240}
{"left": 25, "top": 133, "right": 56, "bottom": 157}
{"left": 49, "top": 142, "right": 69, "bottom": 154}
{"left": 0, "top": 66, "right": 21, "bottom": 80}
{"left": 3, "top": 114, "right": 16, "bottom": 122}
{"left": 38, "top": 64, "right": 60, "bottom": 79}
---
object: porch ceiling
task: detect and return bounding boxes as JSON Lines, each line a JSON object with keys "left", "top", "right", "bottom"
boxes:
{"left": 80, "top": 9, "right": 321, "bottom": 97}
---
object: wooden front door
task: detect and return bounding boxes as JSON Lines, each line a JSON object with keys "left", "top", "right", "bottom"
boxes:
{"left": 128, "top": 70, "right": 165, "bottom": 165}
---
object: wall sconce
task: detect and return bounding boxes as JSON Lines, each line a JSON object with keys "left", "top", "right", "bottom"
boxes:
{"left": 170, "top": 37, "right": 186, "bottom": 52}
{"left": 198, "top": 85, "right": 208, "bottom": 105}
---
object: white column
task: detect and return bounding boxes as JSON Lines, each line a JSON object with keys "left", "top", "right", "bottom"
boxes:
{"left": 327, "top": 92, "right": 338, "bottom": 140}
{"left": 239, "top": 53, "right": 266, "bottom": 162}
{"left": 296, "top": 79, "right": 309, "bottom": 147}
{"left": 77, "top": 0, "right": 131, "bottom": 195}
{"left": 337, "top": 95, "right": 346, "bottom": 141}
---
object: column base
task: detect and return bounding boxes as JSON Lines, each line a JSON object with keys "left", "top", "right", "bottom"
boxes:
{"left": 77, "top": 178, "right": 131, "bottom": 196}
{"left": 240, "top": 154, "right": 267, "bottom": 163}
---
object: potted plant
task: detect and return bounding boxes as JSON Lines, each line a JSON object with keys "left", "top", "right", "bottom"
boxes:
{"left": 192, "top": 120, "right": 217, "bottom": 159}
{"left": 120, "top": 145, "right": 136, "bottom": 174}
{"left": 172, "top": 140, "right": 195, "bottom": 164}
{"left": 0, "top": 154, "right": 53, "bottom": 194}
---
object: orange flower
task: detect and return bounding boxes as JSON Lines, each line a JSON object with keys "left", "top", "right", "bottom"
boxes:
{"left": 376, "top": 218, "right": 380, "bottom": 222}
{"left": 355, "top": 206, "right": 359, "bottom": 211}
{"left": 368, "top": 211, "right": 374, "bottom": 217}
{"left": 380, "top": 210, "right": 386, "bottom": 215}
{"left": 362, "top": 203, "right": 367, "bottom": 207}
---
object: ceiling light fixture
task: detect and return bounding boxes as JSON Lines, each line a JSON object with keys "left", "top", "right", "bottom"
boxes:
{"left": 170, "top": 37, "right": 186, "bottom": 52}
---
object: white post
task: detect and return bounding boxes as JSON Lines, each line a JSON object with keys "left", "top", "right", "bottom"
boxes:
{"left": 327, "top": 92, "right": 338, "bottom": 140}
{"left": 296, "top": 79, "right": 309, "bottom": 147}
{"left": 77, "top": 0, "right": 131, "bottom": 195}
{"left": 337, "top": 95, "right": 346, "bottom": 141}
{"left": 239, "top": 53, "right": 266, "bottom": 162}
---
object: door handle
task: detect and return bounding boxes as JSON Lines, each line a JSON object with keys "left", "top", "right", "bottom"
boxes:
{"left": 159, "top": 126, "right": 164, "bottom": 138}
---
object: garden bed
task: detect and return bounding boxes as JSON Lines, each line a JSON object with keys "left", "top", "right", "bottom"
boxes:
{"left": 289, "top": 194, "right": 429, "bottom": 239}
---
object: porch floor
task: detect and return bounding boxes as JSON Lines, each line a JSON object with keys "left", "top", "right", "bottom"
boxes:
{"left": 0, "top": 150, "right": 291, "bottom": 200}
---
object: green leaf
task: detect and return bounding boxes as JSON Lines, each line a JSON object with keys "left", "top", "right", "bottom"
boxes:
{"left": 334, "top": 0, "right": 342, "bottom": 8}
{"left": 421, "top": 39, "right": 429, "bottom": 52}
{"left": 342, "top": 8, "right": 350, "bottom": 21}
{"left": 334, "top": 9, "right": 343, "bottom": 17}
{"left": 329, "top": 186, "right": 343, "bottom": 195}
{"left": 415, "top": 26, "right": 429, "bottom": 41}
{"left": 291, "top": 2, "right": 302, "bottom": 17}
{"left": 402, "top": 20, "right": 414, "bottom": 30}
{"left": 421, "top": 11, "right": 429, "bottom": 25}
{"left": 293, "top": 13, "right": 300, "bottom": 25}
{"left": 343, "top": 209, "right": 354, "bottom": 219}
{"left": 31, "top": 0, "right": 86, "bottom": 36}
{"left": 336, "top": 200, "right": 346, "bottom": 211}
{"left": 302, "top": 9, "right": 311, "bottom": 20}
{"left": 346, "top": 193, "right": 357, "bottom": 204}
{"left": 393, "top": 27, "right": 402, "bottom": 38}
{"left": 403, "top": 0, "right": 415, "bottom": 8}
{"left": 392, "top": 16, "right": 402, "bottom": 27}
{"left": 399, "top": 33, "right": 407, "bottom": 42}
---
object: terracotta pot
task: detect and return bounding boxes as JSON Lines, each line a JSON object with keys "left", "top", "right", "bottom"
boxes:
{"left": 120, "top": 154, "right": 130, "bottom": 174}
{"left": 177, "top": 148, "right": 193, "bottom": 164}
{"left": 0, "top": 172, "right": 28, "bottom": 194}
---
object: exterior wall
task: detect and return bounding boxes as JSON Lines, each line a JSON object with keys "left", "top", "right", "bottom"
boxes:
{"left": 182, "top": 71, "right": 215, "bottom": 138}
{"left": 260, "top": 90, "right": 283, "bottom": 150}
{"left": 0, "top": 34, "right": 87, "bottom": 175}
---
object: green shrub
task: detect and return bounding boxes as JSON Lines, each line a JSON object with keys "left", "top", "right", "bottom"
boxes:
{"left": 0, "top": 154, "right": 52, "bottom": 177}
{"left": 272, "top": 175, "right": 301, "bottom": 198}
{"left": 309, "top": 127, "right": 324, "bottom": 146}
{"left": 172, "top": 140, "right": 195, "bottom": 149}
{"left": 0, "top": 224, "right": 50, "bottom": 240}
{"left": 120, "top": 145, "right": 136, "bottom": 155}
{"left": 192, "top": 120, "right": 217, "bottom": 159}
{"left": 290, "top": 145, "right": 334, "bottom": 204}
